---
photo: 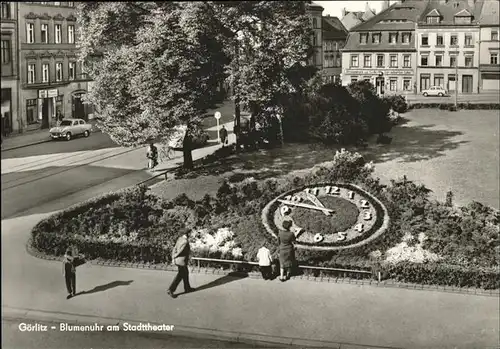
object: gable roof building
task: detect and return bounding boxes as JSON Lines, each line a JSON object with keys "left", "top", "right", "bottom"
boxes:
{"left": 341, "top": 2, "right": 377, "bottom": 30}
{"left": 477, "top": 0, "right": 500, "bottom": 91}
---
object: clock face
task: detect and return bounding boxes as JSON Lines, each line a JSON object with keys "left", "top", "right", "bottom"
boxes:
{"left": 262, "top": 183, "right": 390, "bottom": 251}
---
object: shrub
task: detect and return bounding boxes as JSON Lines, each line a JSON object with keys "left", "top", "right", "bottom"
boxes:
{"left": 383, "top": 95, "right": 408, "bottom": 113}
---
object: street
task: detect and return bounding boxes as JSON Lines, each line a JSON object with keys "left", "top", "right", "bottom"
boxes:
{"left": 405, "top": 91, "right": 500, "bottom": 104}
{"left": 2, "top": 318, "right": 267, "bottom": 349}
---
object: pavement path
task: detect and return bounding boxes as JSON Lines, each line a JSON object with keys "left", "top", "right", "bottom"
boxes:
{"left": 405, "top": 91, "right": 500, "bottom": 104}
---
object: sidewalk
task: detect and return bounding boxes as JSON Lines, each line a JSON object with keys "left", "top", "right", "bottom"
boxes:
{"left": 1, "top": 128, "right": 51, "bottom": 151}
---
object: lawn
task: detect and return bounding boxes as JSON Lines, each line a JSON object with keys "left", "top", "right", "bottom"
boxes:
{"left": 151, "top": 109, "right": 499, "bottom": 209}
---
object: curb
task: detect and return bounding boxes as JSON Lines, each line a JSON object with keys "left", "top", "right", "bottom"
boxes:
{"left": 25, "top": 242, "right": 500, "bottom": 297}
{"left": 2, "top": 306, "right": 399, "bottom": 349}
{"left": 1, "top": 138, "right": 52, "bottom": 152}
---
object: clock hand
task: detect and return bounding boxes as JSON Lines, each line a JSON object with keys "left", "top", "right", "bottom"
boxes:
{"left": 303, "top": 192, "right": 329, "bottom": 215}
{"left": 277, "top": 199, "right": 335, "bottom": 215}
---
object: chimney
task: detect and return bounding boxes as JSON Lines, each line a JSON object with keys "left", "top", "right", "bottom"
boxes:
{"left": 342, "top": 8, "right": 347, "bottom": 17}
{"left": 382, "top": 0, "right": 390, "bottom": 11}
{"left": 365, "top": 2, "right": 371, "bottom": 13}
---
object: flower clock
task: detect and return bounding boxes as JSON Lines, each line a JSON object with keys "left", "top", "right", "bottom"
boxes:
{"left": 262, "top": 183, "right": 390, "bottom": 250}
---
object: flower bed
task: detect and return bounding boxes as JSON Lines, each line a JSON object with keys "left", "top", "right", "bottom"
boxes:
{"left": 30, "top": 150, "right": 499, "bottom": 289}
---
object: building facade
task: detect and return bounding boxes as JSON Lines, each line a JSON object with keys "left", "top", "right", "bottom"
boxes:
{"left": 321, "top": 15, "right": 348, "bottom": 83}
{"left": 478, "top": 0, "right": 500, "bottom": 91}
{"left": 341, "top": 1, "right": 428, "bottom": 95}
{"left": 17, "top": 1, "right": 91, "bottom": 133}
{"left": 340, "top": 2, "right": 377, "bottom": 31}
{"left": 1, "top": 1, "right": 19, "bottom": 136}
{"left": 308, "top": 3, "right": 324, "bottom": 70}
{"left": 416, "top": 0, "right": 483, "bottom": 94}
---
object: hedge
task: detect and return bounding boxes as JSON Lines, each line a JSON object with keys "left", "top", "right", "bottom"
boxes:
{"left": 409, "top": 103, "right": 500, "bottom": 110}
{"left": 30, "top": 151, "right": 499, "bottom": 289}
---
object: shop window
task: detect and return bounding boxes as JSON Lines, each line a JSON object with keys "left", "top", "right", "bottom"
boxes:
{"left": 26, "top": 99, "right": 38, "bottom": 124}
{"left": 434, "top": 75, "right": 444, "bottom": 88}
{"left": 351, "top": 76, "right": 358, "bottom": 83}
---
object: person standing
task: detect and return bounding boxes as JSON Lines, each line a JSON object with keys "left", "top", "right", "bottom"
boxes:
{"left": 167, "top": 229, "right": 195, "bottom": 298}
{"left": 256, "top": 242, "right": 273, "bottom": 280}
{"left": 278, "top": 220, "right": 296, "bottom": 282}
{"left": 62, "top": 248, "right": 77, "bottom": 299}
{"left": 219, "top": 125, "right": 228, "bottom": 147}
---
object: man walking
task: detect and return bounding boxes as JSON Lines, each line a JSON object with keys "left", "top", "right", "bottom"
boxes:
{"left": 219, "top": 125, "right": 228, "bottom": 147}
{"left": 167, "top": 229, "right": 195, "bottom": 298}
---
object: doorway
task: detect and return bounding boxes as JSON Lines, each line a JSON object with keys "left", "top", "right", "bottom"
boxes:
{"left": 41, "top": 98, "right": 52, "bottom": 129}
{"left": 376, "top": 77, "right": 385, "bottom": 96}
{"left": 462, "top": 75, "right": 473, "bottom": 93}
{"left": 72, "top": 94, "right": 85, "bottom": 119}
{"left": 420, "top": 75, "right": 430, "bottom": 91}
{"left": 1, "top": 88, "right": 12, "bottom": 136}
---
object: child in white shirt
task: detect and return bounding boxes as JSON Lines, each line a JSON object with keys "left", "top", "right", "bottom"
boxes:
{"left": 256, "top": 242, "right": 273, "bottom": 280}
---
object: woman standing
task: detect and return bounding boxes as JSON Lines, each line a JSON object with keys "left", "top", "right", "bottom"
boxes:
{"left": 278, "top": 220, "right": 296, "bottom": 282}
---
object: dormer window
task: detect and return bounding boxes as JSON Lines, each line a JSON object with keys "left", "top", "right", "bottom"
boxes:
{"left": 454, "top": 9, "right": 472, "bottom": 24}
{"left": 426, "top": 9, "right": 441, "bottom": 24}
{"left": 372, "top": 33, "right": 381, "bottom": 44}
{"left": 360, "top": 33, "right": 368, "bottom": 44}
{"left": 389, "top": 32, "right": 398, "bottom": 44}
{"left": 427, "top": 16, "right": 440, "bottom": 24}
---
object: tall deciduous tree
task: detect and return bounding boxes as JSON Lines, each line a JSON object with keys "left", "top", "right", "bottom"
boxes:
{"left": 77, "top": 2, "right": 226, "bottom": 169}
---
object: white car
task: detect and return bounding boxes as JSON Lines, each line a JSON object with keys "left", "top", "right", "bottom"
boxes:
{"left": 49, "top": 118, "right": 92, "bottom": 141}
{"left": 422, "top": 86, "right": 447, "bottom": 97}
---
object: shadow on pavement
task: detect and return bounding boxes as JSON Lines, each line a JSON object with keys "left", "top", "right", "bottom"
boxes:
{"left": 178, "top": 272, "right": 248, "bottom": 296}
{"left": 77, "top": 280, "right": 134, "bottom": 296}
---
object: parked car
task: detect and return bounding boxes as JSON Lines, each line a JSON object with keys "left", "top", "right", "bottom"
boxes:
{"left": 422, "top": 86, "right": 447, "bottom": 97}
{"left": 49, "top": 118, "right": 92, "bottom": 141}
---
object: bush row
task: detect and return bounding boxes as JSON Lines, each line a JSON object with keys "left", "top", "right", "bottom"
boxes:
{"left": 409, "top": 103, "right": 500, "bottom": 110}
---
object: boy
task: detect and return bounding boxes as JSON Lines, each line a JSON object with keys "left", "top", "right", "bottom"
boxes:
{"left": 63, "top": 248, "right": 77, "bottom": 299}
{"left": 256, "top": 242, "right": 273, "bottom": 280}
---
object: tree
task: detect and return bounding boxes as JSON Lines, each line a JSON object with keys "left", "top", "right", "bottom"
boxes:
{"left": 77, "top": 2, "right": 226, "bottom": 169}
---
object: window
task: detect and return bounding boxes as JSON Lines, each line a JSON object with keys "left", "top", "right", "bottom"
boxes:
{"left": 1, "top": 2, "right": 10, "bottom": 18}
{"left": 26, "top": 23, "right": 34, "bottom": 44}
{"left": 377, "top": 54, "right": 384, "bottom": 67}
{"left": 41, "top": 24, "right": 49, "bottom": 43}
{"left": 1, "top": 39, "right": 10, "bottom": 64}
{"left": 335, "top": 55, "right": 341, "bottom": 67}
{"left": 312, "top": 34, "right": 317, "bottom": 46}
{"left": 402, "top": 33, "right": 411, "bottom": 44}
{"left": 55, "top": 24, "right": 62, "bottom": 44}
{"left": 465, "top": 34, "right": 473, "bottom": 46}
{"left": 68, "top": 2, "right": 75, "bottom": 7}
{"left": 420, "top": 75, "right": 430, "bottom": 91}
{"left": 450, "top": 55, "right": 457, "bottom": 67}
{"left": 312, "top": 18, "right": 318, "bottom": 29}
{"left": 334, "top": 42, "right": 338, "bottom": 50}
{"left": 53, "top": 1, "right": 61, "bottom": 5}
{"left": 69, "top": 61, "right": 76, "bottom": 80}
{"left": 68, "top": 25, "right": 74, "bottom": 44}
{"left": 454, "top": 16, "right": 471, "bottom": 24}
{"left": 450, "top": 35, "right": 458, "bottom": 46}
{"left": 403, "top": 79, "right": 411, "bottom": 91}
{"left": 421, "top": 55, "right": 428, "bottom": 66}
{"left": 351, "top": 77, "right": 358, "bottom": 83}
{"left": 434, "top": 75, "right": 444, "bottom": 88}
{"left": 27, "top": 63, "right": 35, "bottom": 84}
{"left": 492, "top": 31, "right": 499, "bottom": 41}
{"left": 390, "top": 55, "right": 397, "bottom": 68}
{"left": 436, "top": 35, "right": 443, "bottom": 46}
{"left": 56, "top": 62, "right": 63, "bottom": 81}
{"left": 491, "top": 53, "right": 498, "bottom": 65}
{"left": 372, "top": 33, "right": 381, "bottom": 44}
{"left": 26, "top": 99, "right": 38, "bottom": 125}
{"left": 435, "top": 55, "right": 443, "bottom": 67}
{"left": 421, "top": 35, "right": 428, "bottom": 46}
{"left": 389, "top": 33, "right": 398, "bottom": 44}
{"left": 360, "top": 33, "right": 368, "bottom": 44}
{"left": 42, "top": 63, "right": 49, "bottom": 83}
{"left": 403, "top": 55, "right": 411, "bottom": 68}
{"left": 389, "top": 79, "right": 397, "bottom": 91}
{"left": 426, "top": 16, "right": 440, "bottom": 24}
{"left": 350, "top": 55, "right": 359, "bottom": 67}
{"left": 363, "top": 55, "right": 371, "bottom": 67}
{"left": 465, "top": 55, "right": 473, "bottom": 67}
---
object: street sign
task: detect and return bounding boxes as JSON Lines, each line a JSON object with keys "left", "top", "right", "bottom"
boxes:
{"left": 214, "top": 111, "right": 221, "bottom": 120}
{"left": 47, "top": 89, "right": 58, "bottom": 98}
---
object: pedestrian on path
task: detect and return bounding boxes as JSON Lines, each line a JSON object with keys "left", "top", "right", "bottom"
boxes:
{"left": 219, "top": 125, "right": 228, "bottom": 147}
{"left": 256, "top": 242, "right": 273, "bottom": 280}
{"left": 62, "top": 248, "right": 85, "bottom": 299}
{"left": 167, "top": 229, "right": 195, "bottom": 298}
{"left": 278, "top": 220, "right": 296, "bottom": 282}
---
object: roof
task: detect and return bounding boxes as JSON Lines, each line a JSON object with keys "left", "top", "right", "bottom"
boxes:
{"left": 351, "top": 0, "right": 427, "bottom": 32}
{"left": 418, "top": 0, "right": 484, "bottom": 26}
{"left": 307, "top": 2, "right": 324, "bottom": 11}
{"left": 322, "top": 16, "right": 348, "bottom": 40}
{"left": 478, "top": 0, "right": 500, "bottom": 26}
